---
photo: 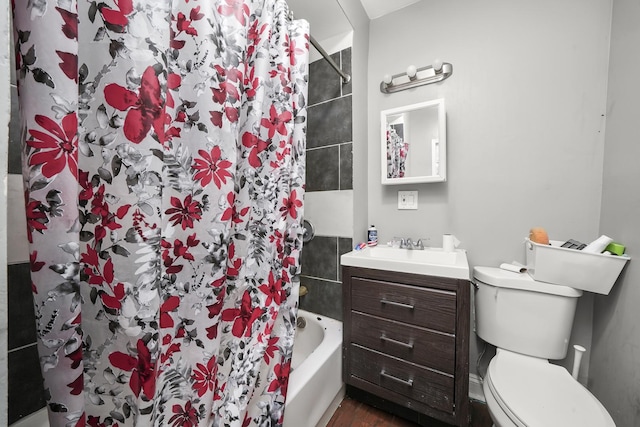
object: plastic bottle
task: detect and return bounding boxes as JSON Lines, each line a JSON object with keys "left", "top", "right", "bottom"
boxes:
{"left": 367, "top": 225, "right": 378, "bottom": 247}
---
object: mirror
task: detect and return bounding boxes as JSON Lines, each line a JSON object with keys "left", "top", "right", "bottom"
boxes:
{"left": 381, "top": 99, "right": 446, "bottom": 184}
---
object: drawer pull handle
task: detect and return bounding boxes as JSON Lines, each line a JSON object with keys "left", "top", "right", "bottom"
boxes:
{"left": 380, "top": 299, "right": 414, "bottom": 310}
{"left": 380, "top": 334, "right": 414, "bottom": 349}
{"left": 380, "top": 370, "right": 414, "bottom": 387}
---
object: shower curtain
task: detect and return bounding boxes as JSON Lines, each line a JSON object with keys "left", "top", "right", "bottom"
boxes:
{"left": 12, "top": 1, "right": 308, "bottom": 426}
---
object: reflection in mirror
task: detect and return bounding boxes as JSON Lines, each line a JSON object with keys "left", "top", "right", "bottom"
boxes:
{"left": 381, "top": 99, "right": 446, "bottom": 184}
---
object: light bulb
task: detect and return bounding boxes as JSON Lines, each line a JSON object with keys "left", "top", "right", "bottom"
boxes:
{"left": 406, "top": 65, "right": 417, "bottom": 79}
{"left": 433, "top": 58, "right": 443, "bottom": 72}
{"left": 383, "top": 74, "right": 392, "bottom": 85}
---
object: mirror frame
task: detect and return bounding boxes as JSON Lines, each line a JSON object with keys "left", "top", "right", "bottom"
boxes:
{"left": 380, "top": 98, "right": 446, "bottom": 185}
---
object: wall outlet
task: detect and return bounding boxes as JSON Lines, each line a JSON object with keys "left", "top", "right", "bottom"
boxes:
{"left": 398, "top": 191, "right": 418, "bottom": 210}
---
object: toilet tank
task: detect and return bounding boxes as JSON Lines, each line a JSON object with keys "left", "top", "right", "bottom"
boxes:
{"left": 473, "top": 266, "right": 582, "bottom": 360}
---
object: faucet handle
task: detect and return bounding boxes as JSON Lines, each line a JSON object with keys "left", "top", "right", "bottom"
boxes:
{"left": 416, "top": 237, "right": 431, "bottom": 250}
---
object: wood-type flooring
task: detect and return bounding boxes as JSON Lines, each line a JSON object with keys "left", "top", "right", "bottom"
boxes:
{"left": 325, "top": 397, "right": 493, "bottom": 427}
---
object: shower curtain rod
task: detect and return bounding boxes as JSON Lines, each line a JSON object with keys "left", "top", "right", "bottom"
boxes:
{"left": 288, "top": 10, "right": 351, "bottom": 84}
{"left": 309, "top": 35, "right": 351, "bottom": 84}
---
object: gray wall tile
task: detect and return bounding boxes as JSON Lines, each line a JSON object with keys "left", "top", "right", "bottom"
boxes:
{"left": 9, "top": 85, "right": 21, "bottom": 175}
{"left": 341, "top": 47, "right": 352, "bottom": 96}
{"left": 10, "top": 23, "right": 16, "bottom": 86}
{"left": 300, "top": 236, "right": 337, "bottom": 281}
{"left": 309, "top": 52, "right": 342, "bottom": 105}
{"left": 8, "top": 345, "right": 46, "bottom": 424}
{"left": 338, "top": 237, "right": 353, "bottom": 281}
{"left": 339, "top": 143, "right": 353, "bottom": 190}
{"left": 298, "top": 276, "right": 342, "bottom": 321}
{"left": 306, "top": 146, "right": 339, "bottom": 192}
{"left": 307, "top": 95, "right": 352, "bottom": 149}
{"left": 8, "top": 263, "right": 37, "bottom": 351}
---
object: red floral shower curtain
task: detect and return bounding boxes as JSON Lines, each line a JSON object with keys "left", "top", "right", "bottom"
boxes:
{"left": 12, "top": 1, "right": 308, "bottom": 426}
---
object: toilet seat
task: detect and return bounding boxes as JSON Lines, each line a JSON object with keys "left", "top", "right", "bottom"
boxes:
{"left": 486, "top": 349, "right": 615, "bottom": 427}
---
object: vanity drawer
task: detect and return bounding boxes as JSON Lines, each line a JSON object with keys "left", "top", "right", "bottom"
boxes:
{"left": 351, "top": 277, "right": 456, "bottom": 333}
{"left": 350, "top": 311, "right": 456, "bottom": 374}
{"left": 348, "top": 343, "right": 454, "bottom": 414}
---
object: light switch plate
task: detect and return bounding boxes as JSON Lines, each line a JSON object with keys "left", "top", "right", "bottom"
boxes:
{"left": 398, "top": 191, "right": 418, "bottom": 210}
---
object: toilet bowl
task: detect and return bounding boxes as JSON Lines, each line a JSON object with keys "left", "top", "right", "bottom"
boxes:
{"left": 473, "top": 266, "right": 616, "bottom": 427}
{"left": 482, "top": 349, "right": 615, "bottom": 427}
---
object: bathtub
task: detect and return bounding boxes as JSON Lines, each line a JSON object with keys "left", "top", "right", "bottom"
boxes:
{"left": 283, "top": 310, "right": 344, "bottom": 427}
{"left": 11, "top": 310, "right": 344, "bottom": 427}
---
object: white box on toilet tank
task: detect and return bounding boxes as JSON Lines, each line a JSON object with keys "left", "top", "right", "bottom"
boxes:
{"left": 525, "top": 238, "right": 629, "bottom": 295}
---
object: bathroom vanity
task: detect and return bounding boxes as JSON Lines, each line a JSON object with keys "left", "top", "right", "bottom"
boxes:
{"left": 341, "top": 248, "right": 470, "bottom": 426}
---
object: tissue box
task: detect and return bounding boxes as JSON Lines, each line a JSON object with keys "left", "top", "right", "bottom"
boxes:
{"left": 525, "top": 238, "right": 630, "bottom": 294}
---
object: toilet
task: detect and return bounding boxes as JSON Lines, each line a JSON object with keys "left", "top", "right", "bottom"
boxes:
{"left": 473, "top": 266, "right": 616, "bottom": 427}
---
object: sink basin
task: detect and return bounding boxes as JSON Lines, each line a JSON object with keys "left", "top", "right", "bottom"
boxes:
{"left": 366, "top": 246, "right": 458, "bottom": 264}
{"left": 341, "top": 246, "right": 469, "bottom": 279}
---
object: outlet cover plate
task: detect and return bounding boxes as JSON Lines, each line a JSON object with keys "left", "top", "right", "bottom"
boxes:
{"left": 398, "top": 191, "right": 418, "bottom": 210}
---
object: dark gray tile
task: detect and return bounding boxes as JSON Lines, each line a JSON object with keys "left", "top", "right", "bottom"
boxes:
{"left": 8, "top": 345, "right": 46, "bottom": 424}
{"left": 307, "top": 96, "right": 352, "bottom": 149}
{"left": 341, "top": 47, "right": 352, "bottom": 96}
{"left": 339, "top": 142, "right": 353, "bottom": 190}
{"left": 309, "top": 52, "right": 342, "bottom": 106}
{"left": 338, "top": 237, "right": 353, "bottom": 281}
{"left": 306, "top": 146, "right": 339, "bottom": 192}
{"left": 299, "top": 276, "right": 343, "bottom": 321}
{"left": 10, "top": 22, "right": 16, "bottom": 85}
{"left": 9, "top": 85, "right": 22, "bottom": 175}
{"left": 8, "top": 263, "right": 37, "bottom": 351}
{"left": 301, "top": 236, "right": 337, "bottom": 281}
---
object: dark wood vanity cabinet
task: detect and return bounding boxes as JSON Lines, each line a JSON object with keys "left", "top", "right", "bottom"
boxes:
{"left": 342, "top": 266, "right": 470, "bottom": 426}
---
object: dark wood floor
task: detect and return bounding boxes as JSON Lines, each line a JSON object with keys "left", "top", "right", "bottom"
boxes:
{"left": 326, "top": 397, "right": 493, "bottom": 427}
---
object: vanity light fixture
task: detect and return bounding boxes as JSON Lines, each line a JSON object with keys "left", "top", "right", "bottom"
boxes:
{"left": 380, "top": 59, "right": 453, "bottom": 94}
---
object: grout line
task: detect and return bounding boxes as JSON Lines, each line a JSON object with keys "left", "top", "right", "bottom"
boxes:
{"left": 306, "top": 141, "right": 352, "bottom": 152}
{"left": 299, "top": 274, "right": 341, "bottom": 285}
{"left": 308, "top": 92, "right": 352, "bottom": 109}
{"left": 8, "top": 341, "right": 37, "bottom": 354}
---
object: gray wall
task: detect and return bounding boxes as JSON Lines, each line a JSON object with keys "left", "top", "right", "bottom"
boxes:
{"left": 590, "top": 0, "right": 640, "bottom": 425}
{"left": 365, "top": 0, "right": 612, "bottom": 379}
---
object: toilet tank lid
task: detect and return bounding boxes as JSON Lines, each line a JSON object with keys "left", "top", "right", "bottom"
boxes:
{"left": 473, "top": 266, "right": 582, "bottom": 297}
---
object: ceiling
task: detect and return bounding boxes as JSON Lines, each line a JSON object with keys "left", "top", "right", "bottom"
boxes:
{"left": 359, "top": 0, "right": 422, "bottom": 20}
{"left": 286, "top": 0, "right": 352, "bottom": 42}
{"left": 287, "top": 0, "right": 422, "bottom": 42}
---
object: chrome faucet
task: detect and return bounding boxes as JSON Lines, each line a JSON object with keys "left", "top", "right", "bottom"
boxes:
{"left": 399, "top": 238, "right": 425, "bottom": 250}
{"left": 406, "top": 238, "right": 414, "bottom": 250}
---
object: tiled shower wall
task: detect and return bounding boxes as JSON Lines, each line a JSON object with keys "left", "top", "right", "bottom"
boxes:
{"left": 7, "top": 33, "right": 48, "bottom": 423}
{"left": 299, "top": 48, "right": 353, "bottom": 320}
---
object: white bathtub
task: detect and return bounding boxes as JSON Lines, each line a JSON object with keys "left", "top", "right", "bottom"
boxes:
{"left": 11, "top": 310, "right": 344, "bottom": 427}
{"left": 283, "top": 310, "right": 344, "bottom": 427}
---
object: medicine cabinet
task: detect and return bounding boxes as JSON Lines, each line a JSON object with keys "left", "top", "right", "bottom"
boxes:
{"left": 381, "top": 99, "right": 446, "bottom": 184}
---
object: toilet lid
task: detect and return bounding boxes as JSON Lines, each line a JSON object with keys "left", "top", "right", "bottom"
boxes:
{"left": 488, "top": 350, "right": 615, "bottom": 427}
